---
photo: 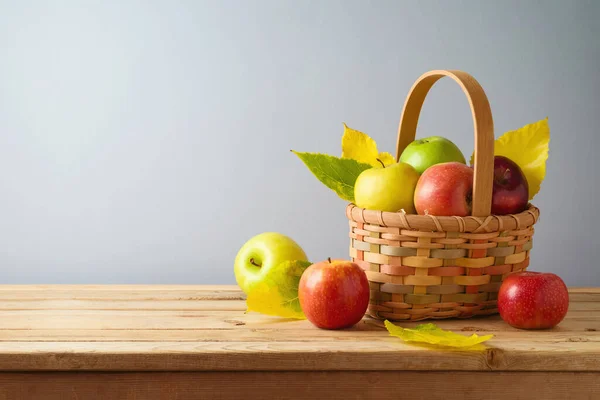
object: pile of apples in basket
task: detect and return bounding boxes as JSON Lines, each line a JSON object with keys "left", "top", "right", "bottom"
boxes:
{"left": 234, "top": 117, "right": 568, "bottom": 348}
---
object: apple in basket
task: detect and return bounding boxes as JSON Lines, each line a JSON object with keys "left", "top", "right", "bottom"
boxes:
{"left": 399, "top": 136, "right": 467, "bottom": 174}
{"left": 413, "top": 161, "right": 474, "bottom": 216}
{"left": 490, "top": 155, "right": 529, "bottom": 215}
{"left": 354, "top": 161, "right": 420, "bottom": 213}
{"left": 413, "top": 156, "right": 530, "bottom": 217}
{"left": 498, "top": 271, "right": 569, "bottom": 330}
{"left": 298, "top": 258, "right": 369, "bottom": 330}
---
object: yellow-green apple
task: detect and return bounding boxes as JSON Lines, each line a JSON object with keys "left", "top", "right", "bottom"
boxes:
{"left": 399, "top": 136, "right": 466, "bottom": 174}
{"left": 298, "top": 258, "right": 369, "bottom": 330}
{"left": 354, "top": 161, "right": 420, "bottom": 213}
{"left": 491, "top": 156, "right": 529, "bottom": 215}
{"left": 413, "top": 161, "right": 473, "bottom": 216}
{"left": 234, "top": 232, "right": 308, "bottom": 294}
{"left": 498, "top": 271, "right": 569, "bottom": 329}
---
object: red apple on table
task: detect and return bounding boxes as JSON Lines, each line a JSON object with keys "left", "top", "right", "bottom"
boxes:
{"left": 298, "top": 258, "right": 369, "bottom": 330}
{"left": 498, "top": 271, "right": 569, "bottom": 330}
{"left": 413, "top": 161, "right": 474, "bottom": 216}
{"left": 491, "top": 156, "right": 529, "bottom": 215}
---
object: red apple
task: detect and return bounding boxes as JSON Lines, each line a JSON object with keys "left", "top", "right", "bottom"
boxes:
{"left": 498, "top": 271, "right": 569, "bottom": 330}
{"left": 491, "top": 156, "right": 529, "bottom": 215}
{"left": 298, "top": 258, "right": 369, "bottom": 330}
{"left": 413, "top": 162, "right": 474, "bottom": 216}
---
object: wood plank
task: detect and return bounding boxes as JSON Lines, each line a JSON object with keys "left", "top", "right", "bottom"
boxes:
{"left": 3, "top": 309, "right": 596, "bottom": 317}
{"left": 0, "top": 285, "right": 598, "bottom": 375}
{"left": 0, "top": 310, "right": 247, "bottom": 330}
{"left": 0, "top": 328, "right": 598, "bottom": 343}
{"left": 0, "top": 340, "right": 598, "bottom": 372}
{"left": 0, "top": 299, "right": 248, "bottom": 311}
{"left": 0, "top": 286, "right": 245, "bottom": 301}
{"left": 567, "top": 292, "right": 600, "bottom": 302}
{"left": 0, "top": 371, "right": 598, "bottom": 400}
{"left": 562, "top": 301, "right": 600, "bottom": 311}
{"left": 3, "top": 309, "right": 596, "bottom": 318}
{"left": 0, "top": 309, "right": 597, "bottom": 332}
{"left": 0, "top": 285, "right": 595, "bottom": 302}
{"left": 0, "top": 285, "right": 241, "bottom": 291}
{"left": 0, "top": 285, "right": 594, "bottom": 293}
{"left": 1, "top": 299, "right": 597, "bottom": 312}
{"left": 364, "top": 315, "right": 600, "bottom": 334}
{"left": 569, "top": 288, "right": 600, "bottom": 293}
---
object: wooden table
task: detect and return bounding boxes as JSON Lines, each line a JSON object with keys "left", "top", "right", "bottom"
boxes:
{"left": 0, "top": 285, "right": 598, "bottom": 399}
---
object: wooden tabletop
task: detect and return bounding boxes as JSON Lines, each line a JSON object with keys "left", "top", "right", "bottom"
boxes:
{"left": 1, "top": 285, "right": 599, "bottom": 399}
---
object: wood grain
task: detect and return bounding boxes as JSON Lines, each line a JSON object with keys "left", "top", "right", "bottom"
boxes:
{"left": 0, "top": 285, "right": 597, "bottom": 375}
{"left": 1, "top": 327, "right": 599, "bottom": 342}
{"left": 0, "top": 285, "right": 594, "bottom": 308}
{"left": 0, "top": 299, "right": 248, "bottom": 311}
{"left": 0, "top": 285, "right": 245, "bottom": 301}
{"left": 0, "top": 371, "right": 598, "bottom": 400}
{"left": 1, "top": 340, "right": 599, "bottom": 372}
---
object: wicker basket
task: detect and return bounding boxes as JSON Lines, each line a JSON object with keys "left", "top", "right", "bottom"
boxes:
{"left": 346, "top": 69, "right": 540, "bottom": 321}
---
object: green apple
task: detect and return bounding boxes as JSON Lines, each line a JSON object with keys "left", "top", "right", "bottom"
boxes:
{"left": 234, "top": 232, "right": 308, "bottom": 294}
{"left": 399, "top": 136, "right": 466, "bottom": 174}
{"left": 354, "top": 161, "right": 420, "bottom": 213}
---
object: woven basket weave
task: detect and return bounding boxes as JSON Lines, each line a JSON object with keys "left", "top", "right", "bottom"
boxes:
{"left": 346, "top": 69, "right": 540, "bottom": 321}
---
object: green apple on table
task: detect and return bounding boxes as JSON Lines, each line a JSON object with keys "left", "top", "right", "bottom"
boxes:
{"left": 354, "top": 161, "right": 420, "bottom": 213}
{"left": 234, "top": 232, "right": 308, "bottom": 294}
{"left": 399, "top": 136, "right": 466, "bottom": 174}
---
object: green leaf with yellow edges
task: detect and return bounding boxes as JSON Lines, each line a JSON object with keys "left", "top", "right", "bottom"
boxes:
{"left": 471, "top": 118, "right": 550, "bottom": 200}
{"left": 341, "top": 123, "right": 395, "bottom": 168}
{"left": 246, "top": 260, "right": 312, "bottom": 319}
{"left": 291, "top": 150, "right": 372, "bottom": 202}
{"left": 384, "top": 320, "right": 494, "bottom": 349}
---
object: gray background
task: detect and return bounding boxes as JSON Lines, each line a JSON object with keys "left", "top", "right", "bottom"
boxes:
{"left": 0, "top": 1, "right": 598, "bottom": 285}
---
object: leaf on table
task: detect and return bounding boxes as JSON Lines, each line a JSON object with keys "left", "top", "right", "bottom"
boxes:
{"left": 470, "top": 118, "right": 550, "bottom": 200}
{"left": 384, "top": 320, "right": 494, "bottom": 349}
{"left": 246, "top": 260, "right": 312, "bottom": 319}
{"left": 341, "top": 123, "right": 395, "bottom": 168}
{"left": 291, "top": 150, "right": 373, "bottom": 202}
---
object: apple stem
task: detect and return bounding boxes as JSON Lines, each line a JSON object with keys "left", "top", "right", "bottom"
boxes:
{"left": 250, "top": 258, "right": 261, "bottom": 268}
{"left": 327, "top": 257, "right": 331, "bottom": 263}
{"left": 376, "top": 158, "right": 385, "bottom": 168}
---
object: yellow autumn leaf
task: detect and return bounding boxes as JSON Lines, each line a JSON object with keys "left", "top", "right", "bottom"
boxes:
{"left": 245, "top": 260, "right": 312, "bottom": 319}
{"left": 471, "top": 118, "right": 550, "bottom": 200}
{"left": 376, "top": 151, "right": 396, "bottom": 166}
{"left": 341, "top": 123, "right": 395, "bottom": 168}
{"left": 384, "top": 320, "right": 494, "bottom": 349}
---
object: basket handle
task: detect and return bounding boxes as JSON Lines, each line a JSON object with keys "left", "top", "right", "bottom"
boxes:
{"left": 395, "top": 70, "right": 494, "bottom": 217}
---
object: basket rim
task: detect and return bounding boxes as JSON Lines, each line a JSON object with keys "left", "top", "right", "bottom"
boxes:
{"left": 346, "top": 203, "right": 539, "bottom": 233}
